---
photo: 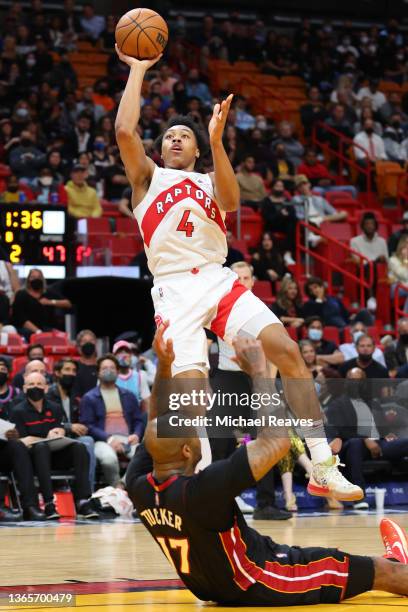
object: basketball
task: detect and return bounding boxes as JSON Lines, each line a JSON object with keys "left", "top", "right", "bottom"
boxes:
{"left": 115, "top": 8, "right": 168, "bottom": 60}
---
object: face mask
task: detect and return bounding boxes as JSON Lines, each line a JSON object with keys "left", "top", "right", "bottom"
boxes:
{"left": 81, "top": 342, "right": 96, "bottom": 357}
{"left": 0, "top": 372, "right": 8, "bottom": 386}
{"left": 272, "top": 189, "right": 284, "bottom": 197}
{"left": 352, "top": 331, "right": 364, "bottom": 344}
{"left": 99, "top": 371, "right": 117, "bottom": 384}
{"left": 308, "top": 328, "right": 323, "bottom": 341}
{"left": 30, "top": 278, "right": 44, "bottom": 291}
{"left": 27, "top": 59, "right": 36, "bottom": 67}
{"left": 16, "top": 109, "right": 29, "bottom": 119}
{"left": 60, "top": 374, "right": 75, "bottom": 390}
{"left": 94, "top": 142, "right": 105, "bottom": 151}
{"left": 26, "top": 386, "right": 45, "bottom": 401}
{"left": 39, "top": 177, "right": 52, "bottom": 187}
{"left": 8, "top": 185, "right": 18, "bottom": 192}
{"left": 392, "top": 121, "right": 401, "bottom": 129}
{"left": 358, "top": 353, "right": 372, "bottom": 363}
{"left": 400, "top": 333, "right": 408, "bottom": 345}
{"left": 257, "top": 120, "right": 267, "bottom": 130}
{"left": 365, "top": 127, "right": 374, "bottom": 135}
{"left": 117, "top": 356, "right": 130, "bottom": 368}
{"left": 21, "top": 138, "right": 32, "bottom": 147}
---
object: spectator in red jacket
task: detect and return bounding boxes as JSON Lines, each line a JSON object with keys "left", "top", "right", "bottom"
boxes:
{"left": 31, "top": 167, "right": 68, "bottom": 205}
{"left": 297, "top": 149, "right": 357, "bottom": 198}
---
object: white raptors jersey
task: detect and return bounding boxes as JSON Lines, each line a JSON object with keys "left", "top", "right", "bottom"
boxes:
{"left": 134, "top": 167, "right": 227, "bottom": 277}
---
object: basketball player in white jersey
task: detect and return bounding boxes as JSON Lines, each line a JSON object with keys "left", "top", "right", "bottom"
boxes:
{"left": 114, "top": 46, "right": 362, "bottom": 502}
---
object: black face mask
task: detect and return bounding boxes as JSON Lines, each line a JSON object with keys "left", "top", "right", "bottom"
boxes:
{"left": 400, "top": 333, "right": 408, "bottom": 345}
{"left": 358, "top": 353, "right": 372, "bottom": 364}
{"left": 26, "top": 386, "right": 45, "bottom": 402}
{"left": 365, "top": 127, "right": 374, "bottom": 135}
{"left": 0, "top": 372, "right": 8, "bottom": 386}
{"left": 392, "top": 121, "right": 401, "bottom": 129}
{"left": 272, "top": 189, "right": 284, "bottom": 197}
{"left": 60, "top": 374, "right": 75, "bottom": 390}
{"left": 30, "top": 278, "right": 44, "bottom": 291}
{"left": 81, "top": 342, "right": 96, "bottom": 357}
{"left": 8, "top": 185, "right": 18, "bottom": 192}
{"left": 21, "top": 138, "right": 32, "bottom": 147}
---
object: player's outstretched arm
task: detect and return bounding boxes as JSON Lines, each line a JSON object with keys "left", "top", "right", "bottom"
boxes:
{"left": 114, "top": 45, "right": 160, "bottom": 192}
{"left": 208, "top": 94, "right": 240, "bottom": 212}
{"left": 149, "top": 321, "right": 175, "bottom": 421}
{"left": 232, "top": 337, "right": 290, "bottom": 482}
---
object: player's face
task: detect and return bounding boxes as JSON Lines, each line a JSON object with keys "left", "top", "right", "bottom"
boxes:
{"left": 236, "top": 267, "right": 254, "bottom": 290}
{"left": 161, "top": 125, "right": 199, "bottom": 170}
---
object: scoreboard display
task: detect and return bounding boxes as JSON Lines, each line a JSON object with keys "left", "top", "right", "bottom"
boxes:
{"left": 0, "top": 204, "right": 90, "bottom": 277}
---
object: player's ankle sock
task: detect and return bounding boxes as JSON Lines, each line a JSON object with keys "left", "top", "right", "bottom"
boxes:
{"left": 303, "top": 420, "right": 332, "bottom": 464}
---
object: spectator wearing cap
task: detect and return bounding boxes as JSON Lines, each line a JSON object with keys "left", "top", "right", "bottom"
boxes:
{"left": 79, "top": 354, "right": 145, "bottom": 487}
{"left": 388, "top": 211, "right": 408, "bottom": 256}
{"left": 72, "top": 329, "right": 98, "bottom": 398}
{"left": 114, "top": 332, "right": 157, "bottom": 387}
{"left": 66, "top": 164, "right": 102, "bottom": 218}
{"left": 11, "top": 370, "right": 98, "bottom": 520}
{"left": 291, "top": 176, "right": 347, "bottom": 243}
{"left": 113, "top": 340, "right": 151, "bottom": 413}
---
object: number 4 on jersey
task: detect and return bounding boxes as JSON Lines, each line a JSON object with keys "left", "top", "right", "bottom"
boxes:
{"left": 177, "top": 210, "right": 194, "bottom": 237}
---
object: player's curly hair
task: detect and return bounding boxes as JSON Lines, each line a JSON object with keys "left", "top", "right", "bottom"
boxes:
{"left": 154, "top": 115, "right": 209, "bottom": 157}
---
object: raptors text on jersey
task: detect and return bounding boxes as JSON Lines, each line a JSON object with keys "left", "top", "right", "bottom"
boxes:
{"left": 134, "top": 167, "right": 227, "bottom": 276}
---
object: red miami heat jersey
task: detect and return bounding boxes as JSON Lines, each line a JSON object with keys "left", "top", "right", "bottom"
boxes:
{"left": 134, "top": 167, "right": 227, "bottom": 276}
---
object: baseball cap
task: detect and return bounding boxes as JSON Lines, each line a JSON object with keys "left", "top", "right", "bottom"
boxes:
{"left": 71, "top": 164, "right": 86, "bottom": 173}
{"left": 112, "top": 340, "right": 133, "bottom": 354}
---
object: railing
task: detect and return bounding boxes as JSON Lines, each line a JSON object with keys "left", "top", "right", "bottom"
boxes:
{"left": 393, "top": 282, "right": 408, "bottom": 325}
{"left": 312, "top": 121, "right": 374, "bottom": 204}
{"left": 296, "top": 220, "right": 374, "bottom": 308}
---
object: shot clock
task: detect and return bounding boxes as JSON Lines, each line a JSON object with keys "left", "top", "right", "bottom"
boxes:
{"left": 0, "top": 204, "right": 88, "bottom": 277}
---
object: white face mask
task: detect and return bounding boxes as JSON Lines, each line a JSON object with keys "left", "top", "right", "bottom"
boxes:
{"left": 40, "top": 177, "right": 52, "bottom": 187}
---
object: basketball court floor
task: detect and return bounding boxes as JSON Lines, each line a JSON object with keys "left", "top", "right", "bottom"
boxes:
{"left": 0, "top": 509, "right": 407, "bottom": 611}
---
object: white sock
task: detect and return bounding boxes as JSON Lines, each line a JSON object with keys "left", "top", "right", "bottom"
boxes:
{"left": 195, "top": 436, "right": 212, "bottom": 472}
{"left": 305, "top": 438, "right": 332, "bottom": 464}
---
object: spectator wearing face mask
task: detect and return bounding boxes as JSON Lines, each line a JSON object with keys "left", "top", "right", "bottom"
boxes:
{"left": 11, "top": 269, "right": 72, "bottom": 339}
{"left": 339, "top": 335, "right": 389, "bottom": 379}
{"left": 9, "top": 130, "right": 46, "bottom": 183}
{"left": 384, "top": 317, "right": 408, "bottom": 377}
{"left": 383, "top": 114, "right": 408, "bottom": 164}
{"left": 11, "top": 371, "right": 98, "bottom": 520}
{"left": 47, "top": 358, "right": 96, "bottom": 490}
{"left": 32, "top": 167, "right": 67, "bottom": 205}
{"left": 79, "top": 355, "right": 145, "bottom": 487}
{"left": 72, "top": 329, "right": 98, "bottom": 398}
{"left": 339, "top": 322, "right": 386, "bottom": 367}
{"left": 113, "top": 341, "right": 151, "bottom": 413}
{"left": 304, "top": 317, "right": 342, "bottom": 362}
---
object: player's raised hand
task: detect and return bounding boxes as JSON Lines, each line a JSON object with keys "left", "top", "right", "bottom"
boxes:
{"left": 115, "top": 44, "right": 162, "bottom": 71}
{"left": 208, "top": 94, "right": 233, "bottom": 145}
{"left": 232, "top": 337, "right": 267, "bottom": 377}
{"left": 153, "top": 320, "right": 175, "bottom": 367}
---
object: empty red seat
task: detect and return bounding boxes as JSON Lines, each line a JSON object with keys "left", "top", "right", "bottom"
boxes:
{"left": 110, "top": 236, "right": 138, "bottom": 265}
{"left": 1, "top": 333, "right": 26, "bottom": 355}
{"left": 252, "top": 280, "right": 273, "bottom": 305}
{"left": 30, "top": 331, "right": 75, "bottom": 355}
{"left": 116, "top": 217, "right": 139, "bottom": 234}
{"left": 86, "top": 217, "right": 111, "bottom": 234}
{"left": 320, "top": 222, "right": 353, "bottom": 243}
{"left": 323, "top": 326, "right": 341, "bottom": 345}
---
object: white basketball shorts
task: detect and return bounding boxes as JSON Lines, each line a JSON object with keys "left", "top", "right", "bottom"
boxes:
{"left": 151, "top": 263, "right": 281, "bottom": 375}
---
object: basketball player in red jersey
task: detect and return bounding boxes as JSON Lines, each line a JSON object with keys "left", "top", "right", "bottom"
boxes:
{"left": 114, "top": 46, "right": 362, "bottom": 502}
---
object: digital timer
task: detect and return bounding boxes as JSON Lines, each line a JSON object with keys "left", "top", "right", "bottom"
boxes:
{"left": 0, "top": 204, "right": 84, "bottom": 277}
